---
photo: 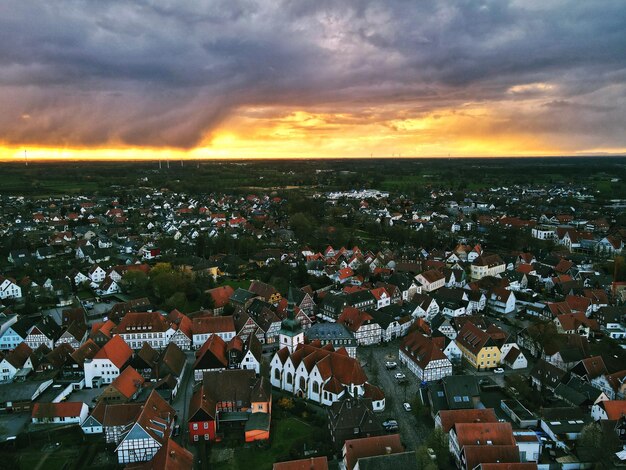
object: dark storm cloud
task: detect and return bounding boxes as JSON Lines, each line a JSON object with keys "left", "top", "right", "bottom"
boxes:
{"left": 0, "top": 0, "right": 625, "bottom": 149}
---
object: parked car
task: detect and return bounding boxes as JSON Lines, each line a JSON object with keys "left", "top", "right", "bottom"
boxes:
{"left": 385, "top": 361, "right": 398, "bottom": 370}
{"left": 427, "top": 448, "right": 437, "bottom": 461}
{"left": 403, "top": 402, "right": 412, "bottom": 412}
{"left": 493, "top": 367, "right": 505, "bottom": 374}
{"left": 172, "top": 424, "right": 180, "bottom": 437}
{"left": 394, "top": 372, "right": 406, "bottom": 380}
{"left": 382, "top": 420, "right": 398, "bottom": 431}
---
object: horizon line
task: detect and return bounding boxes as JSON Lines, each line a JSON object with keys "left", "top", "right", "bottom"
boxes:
{"left": 2, "top": 154, "right": 626, "bottom": 163}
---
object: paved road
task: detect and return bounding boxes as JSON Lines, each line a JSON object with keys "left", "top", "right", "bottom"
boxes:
{"left": 361, "top": 341, "right": 431, "bottom": 451}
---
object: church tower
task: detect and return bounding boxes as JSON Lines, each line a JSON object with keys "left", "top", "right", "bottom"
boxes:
{"left": 279, "top": 286, "right": 304, "bottom": 354}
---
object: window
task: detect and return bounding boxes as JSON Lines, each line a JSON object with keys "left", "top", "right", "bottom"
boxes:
{"left": 205, "top": 434, "right": 209, "bottom": 440}
{"left": 194, "top": 435, "right": 199, "bottom": 441}
{"left": 203, "top": 422, "right": 208, "bottom": 429}
{"left": 193, "top": 423, "right": 198, "bottom": 430}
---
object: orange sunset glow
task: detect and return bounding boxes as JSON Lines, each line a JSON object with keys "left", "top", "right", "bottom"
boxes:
{"left": 1, "top": 2, "right": 625, "bottom": 160}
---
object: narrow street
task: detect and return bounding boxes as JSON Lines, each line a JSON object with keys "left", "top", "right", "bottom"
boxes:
{"left": 361, "top": 341, "right": 432, "bottom": 451}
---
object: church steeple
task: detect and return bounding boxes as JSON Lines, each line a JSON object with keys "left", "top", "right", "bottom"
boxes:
{"left": 279, "top": 284, "right": 304, "bottom": 353}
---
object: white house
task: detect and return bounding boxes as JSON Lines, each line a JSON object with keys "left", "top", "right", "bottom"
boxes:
{"left": 488, "top": 289, "right": 516, "bottom": 314}
{"left": 84, "top": 336, "right": 132, "bottom": 388}
{"left": 0, "top": 275, "right": 22, "bottom": 300}
{"left": 192, "top": 316, "right": 236, "bottom": 349}
{"left": 399, "top": 332, "right": 453, "bottom": 382}
{"left": 114, "top": 311, "right": 171, "bottom": 350}
{"left": 415, "top": 270, "right": 446, "bottom": 292}
{"left": 32, "top": 402, "right": 89, "bottom": 425}
{"left": 591, "top": 400, "right": 626, "bottom": 421}
{"left": 88, "top": 265, "right": 107, "bottom": 284}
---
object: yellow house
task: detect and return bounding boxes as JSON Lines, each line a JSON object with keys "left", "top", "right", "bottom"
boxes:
{"left": 456, "top": 321, "right": 501, "bottom": 370}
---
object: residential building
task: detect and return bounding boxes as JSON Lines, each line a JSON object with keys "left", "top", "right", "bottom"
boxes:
{"left": 399, "top": 332, "right": 452, "bottom": 382}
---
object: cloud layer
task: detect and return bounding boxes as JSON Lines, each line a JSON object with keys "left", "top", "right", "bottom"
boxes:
{"left": 0, "top": 0, "right": 625, "bottom": 155}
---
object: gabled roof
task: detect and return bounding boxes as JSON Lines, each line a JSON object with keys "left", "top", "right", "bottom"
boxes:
{"left": 115, "top": 311, "right": 169, "bottom": 334}
{"left": 5, "top": 342, "right": 33, "bottom": 369}
{"left": 194, "top": 334, "right": 228, "bottom": 369}
{"left": 456, "top": 322, "right": 495, "bottom": 355}
{"left": 90, "top": 319, "right": 116, "bottom": 339}
{"left": 157, "top": 342, "right": 186, "bottom": 379}
{"left": 206, "top": 285, "right": 235, "bottom": 308}
{"left": 454, "top": 422, "right": 515, "bottom": 447}
{"left": 126, "top": 438, "right": 193, "bottom": 470}
{"left": 343, "top": 434, "right": 404, "bottom": 470}
{"left": 93, "top": 335, "right": 132, "bottom": 368}
{"left": 117, "top": 390, "right": 175, "bottom": 448}
{"left": 400, "top": 331, "right": 449, "bottom": 370}
{"left": 462, "top": 445, "right": 520, "bottom": 470}
{"left": 437, "top": 408, "right": 498, "bottom": 433}
{"left": 107, "top": 366, "right": 145, "bottom": 399}
{"left": 192, "top": 315, "right": 236, "bottom": 335}
{"left": 598, "top": 400, "right": 626, "bottom": 420}
{"left": 70, "top": 339, "right": 100, "bottom": 365}
{"left": 187, "top": 383, "right": 216, "bottom": 422}
{"left": 32, "top": 402, "right": 85, "bottom": 419}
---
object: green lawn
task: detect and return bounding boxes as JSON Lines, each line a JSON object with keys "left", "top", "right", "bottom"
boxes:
{"left": 219, "top": 417, "right": 323, "bottom": 470}
{"left": 220, "top": 279, "right": 251, "bottom": 290}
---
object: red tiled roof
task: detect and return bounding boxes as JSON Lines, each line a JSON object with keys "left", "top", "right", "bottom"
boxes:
{"left": 94, "top": 335, "right": 132, "bottom": 368}
{"left": 32, "top": 402, "right": 85, "bottom": 419}
{"left": 130, "top": 438, "right": 193, "bottom": 470}
{"left": 600, "top": 400, "right": 626, "bottom": 420}
{"left": 343, "top": 434, "right": 404, "bottom": 470}
{"left": 91, "top": 319, "right": 116, "bottom": 338}
{"left": 109, "top": 366, "right": 145, "bottom": 399}
{"left": 463, "top": 445, "right": 520, "bottom": 470}
{"left": 273, "top": 457, "right": 329, "bottom": 470}
{"left": 400, "top": 331, "right": 448, "bottom": 370}
{"left": 454, "top": 422, "right": 515, "bottom": 447}
{"left": 437, "top": 408, "right": 498, "bottom": 433}
{"left": 194, "top": 334, "right": 228, "bottom": 369}
{"left": 206, "top": 285, "right": 235, "bottom": 308}
{"left": 115, "top": 311, "right": 168, "bottom": 334}
{"left": 456, "top": 322, "right": 494, "bottom": 355}
{"left": 338, "top": 307, "right": 374, "bottom": 333}
{"left": 192, "top": 315, "right": 236, "bottom": 335}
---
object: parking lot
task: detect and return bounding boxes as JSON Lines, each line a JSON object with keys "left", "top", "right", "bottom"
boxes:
{"left": 361, "top": 340, "right": 432, "bottom": 450}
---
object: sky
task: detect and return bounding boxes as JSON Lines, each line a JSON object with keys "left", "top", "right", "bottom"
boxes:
{"left": 1, "top": 0, "right": 625, "bottom": 160}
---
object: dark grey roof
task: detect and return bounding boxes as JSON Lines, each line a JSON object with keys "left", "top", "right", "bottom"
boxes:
{"left": 0, "top": 379, "right": 53, "bottom": 403}
{"left": 306, "top": 323, "right": 355, "bottom": 342}
{"left": 230, "top": 288, "right": 256, "bottom": 304}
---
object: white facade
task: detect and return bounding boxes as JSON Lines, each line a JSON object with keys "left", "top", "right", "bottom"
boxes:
{"left": 192, "top": 331, "right": 235, "bottom": 349}
{"left": 32, "top": 403, "right": 89, "bottom": 425}
{"left": 399, "top": 348, "right": 452, "bottom": 381}
{"left": 116, "top": 330, "right": 171, "bottom": 350}
{"left": 0, "top": 278, "right": 22, "bottom": 300}
{"left": 84, "top": 358, "right": 121, "bottom": 388}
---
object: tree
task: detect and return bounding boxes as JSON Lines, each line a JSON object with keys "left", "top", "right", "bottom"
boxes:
{"left": 290, "top": 212, "right": 315, "bottom": 241}
{"left": 426, "top": 427, "right": 453, "bottom": 469}
{"left": 121, "top": 270, "right": 149, "bottom": 296}
{"left": 415, "top": 446, "right": 438, "bottom": 470}
{"left": 578, "top": 422, "right": 619, "bottom": 468}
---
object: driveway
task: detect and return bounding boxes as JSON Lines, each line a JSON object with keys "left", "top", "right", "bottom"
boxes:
{"left": 361, "top": 341, "right": 432, "bottom": 451}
